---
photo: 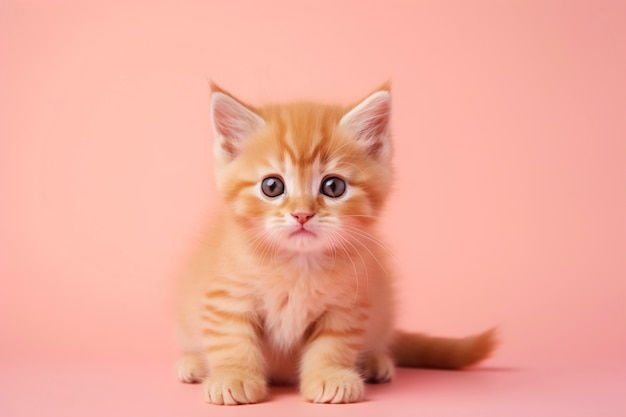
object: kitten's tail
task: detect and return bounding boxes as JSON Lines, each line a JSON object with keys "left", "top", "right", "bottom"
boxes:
{"left": 390, "top": 328, "right": 498, "bottom": 370}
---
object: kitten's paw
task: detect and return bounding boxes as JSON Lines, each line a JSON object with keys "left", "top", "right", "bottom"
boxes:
{"left": 204, "top": 372, "right": 268, "bottom": 405}
{"left": 363, "top": 352, "right": 395, "bottom": 383}
{"left": 301, "top": 368, "right": 364, "bottom": 404}
{"left": 176, "top": 352, "right": 207, "bottom": 383}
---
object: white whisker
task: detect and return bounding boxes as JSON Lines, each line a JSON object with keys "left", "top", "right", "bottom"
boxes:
{"left": 327, "top": 231, "right": 360, "bottom": 305}
{"left": 341, "top": 225, "right": 397, "bottom": 263}
{"left": 340, "top": 233, "right": 371, "bottom": 303}
{"left": 342, "top": 229, "right": 392, "bottom": 283}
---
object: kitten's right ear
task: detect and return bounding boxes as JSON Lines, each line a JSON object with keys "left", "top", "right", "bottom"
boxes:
{"left": 211, "top": 89, "right": 265, "bottom": 161}
{"left": 340, "top": 87, "right": 391, "bottom": 160}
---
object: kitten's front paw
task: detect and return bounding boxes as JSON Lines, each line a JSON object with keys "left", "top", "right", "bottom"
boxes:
{"left": 204, "top": 372, "right": 267, "bottom": 405}
{"left": 301, "top": 369, "right": 364, "bottom": 404}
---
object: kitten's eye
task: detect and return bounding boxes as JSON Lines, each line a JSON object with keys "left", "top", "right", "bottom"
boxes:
{"left": 320, "top": 176, "right": 346, "bottom": 198}
{"left": 261, "top": 176, "right": 285, "bottom": 198}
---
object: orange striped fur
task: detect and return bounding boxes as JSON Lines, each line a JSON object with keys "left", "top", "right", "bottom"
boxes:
{"left": 174, "top": 84, "right": 497, "bottom": 405}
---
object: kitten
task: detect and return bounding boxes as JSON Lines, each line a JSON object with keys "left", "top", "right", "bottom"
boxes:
{"left": 174, "top": 84, "right": 496, "bottom": 405}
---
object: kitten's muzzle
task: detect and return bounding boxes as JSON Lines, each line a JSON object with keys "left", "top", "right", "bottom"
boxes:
{"left": 291, "top": 212, "right": 315, "bottom": 225}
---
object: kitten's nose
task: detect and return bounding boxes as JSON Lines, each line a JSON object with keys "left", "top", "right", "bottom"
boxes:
{"left": 291, "top": 212, "right": 315, "bottom": 225}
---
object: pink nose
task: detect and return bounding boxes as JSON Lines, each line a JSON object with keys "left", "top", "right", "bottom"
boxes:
{"left": 291, "top": 212, "right": 315, "bottom": 225}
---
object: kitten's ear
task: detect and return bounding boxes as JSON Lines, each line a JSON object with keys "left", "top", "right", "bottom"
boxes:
{"left": 340, "top": 89, "right": 391, "bottom": 159}
{"left": 211, "top": 89, "right": 265, "bottom": 161}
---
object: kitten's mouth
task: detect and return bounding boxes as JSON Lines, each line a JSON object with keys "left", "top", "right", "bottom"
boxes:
{"left": 289, "top": 228, "right": 316, "bottom": 238}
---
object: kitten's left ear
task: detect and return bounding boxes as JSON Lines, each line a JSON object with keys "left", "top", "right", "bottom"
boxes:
{"left": 340, "top": 89, "right": 391, "bottom": 159}
{"left": 211, "top": 87, "right": 265, "bottom": 161}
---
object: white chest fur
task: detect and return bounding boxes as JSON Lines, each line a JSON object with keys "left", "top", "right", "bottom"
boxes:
{"left": 263, "top": 285, "right": 321, "bottom": 350}
{"left": 256, "top": 253, "right": 338, "bottom": 351}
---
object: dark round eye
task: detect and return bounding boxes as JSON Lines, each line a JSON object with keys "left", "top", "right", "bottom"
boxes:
{"left": 320, "top": 176, "right": 346, "bottom": 198}
{"left": 261, "top": 176, "right": 285, "bottom": 197}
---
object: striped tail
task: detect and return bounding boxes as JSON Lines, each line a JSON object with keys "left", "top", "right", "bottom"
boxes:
{"left": 390, "top": 328, "right": 498, "bottom": 370}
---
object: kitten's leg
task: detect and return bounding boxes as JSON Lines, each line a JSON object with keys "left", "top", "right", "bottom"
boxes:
{"left": 176, "top": 351, "right": 207, "bottom": 383}
{"left": 299, "top": 309, "right": 366, "bottom": 403}
{"left": 175, "top": 326, "right": 208, "bottom": 383}
{"left": 362, "top": 351, "right": 395, "bottom": 383}
{"left": 202, "top": 303, "right": 266, "bottom": 405}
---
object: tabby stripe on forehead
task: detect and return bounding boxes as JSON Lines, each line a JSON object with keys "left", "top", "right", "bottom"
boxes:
{"left": 307, "top": 140, "right": 325, "bottom": 162}
{"left": 282, "top": 134, "right": 330, "bottom": 166}
{"left": 277, "top": 134, "right": 298, "bottom": 163}
{"left": 298, "top": 139, "right": 326, "bottom": 166}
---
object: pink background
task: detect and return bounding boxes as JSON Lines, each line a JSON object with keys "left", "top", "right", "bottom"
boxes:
{"left": 1, "top": 1, "right": 625, "bottom": 416}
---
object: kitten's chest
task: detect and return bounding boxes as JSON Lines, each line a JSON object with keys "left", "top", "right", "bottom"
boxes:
{"left": 255, "top": 258, "right": 344, "bottom": 350}
{"left": 260, "top": 277, "right": 326, "bottom": 350}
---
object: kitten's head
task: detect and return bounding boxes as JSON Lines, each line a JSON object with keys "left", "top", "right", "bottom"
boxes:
{"left": 210, "top": 84, "right": 393, "bottom": 254}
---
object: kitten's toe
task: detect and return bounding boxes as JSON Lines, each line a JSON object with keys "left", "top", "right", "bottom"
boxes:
{"left": 363, "top": 352, "right": 395, "bottom": 383}
{"left": 301, "top": 368, "right": 364, "bottom": 404}
{"left": 204, "top": 372, "right": 267, "bottom": 405}
{"left": 176, "top": 352, "right": 207, "bottom": 383}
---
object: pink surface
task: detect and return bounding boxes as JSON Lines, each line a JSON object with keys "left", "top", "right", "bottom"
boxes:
{"left": 1, "top": 1, "right": 625, "bottom": 416}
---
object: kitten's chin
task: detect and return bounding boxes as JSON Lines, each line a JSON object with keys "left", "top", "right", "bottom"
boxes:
{"left": 278, "top": 229, "right": 326, "bottom": 253}
{"left": 289, "top": 229, "right": 316, "bottom": 238}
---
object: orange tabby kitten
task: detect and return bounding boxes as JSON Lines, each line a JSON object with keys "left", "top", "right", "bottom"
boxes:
{"left": 174, "top": 84, "right": 496, "bottom": 405}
